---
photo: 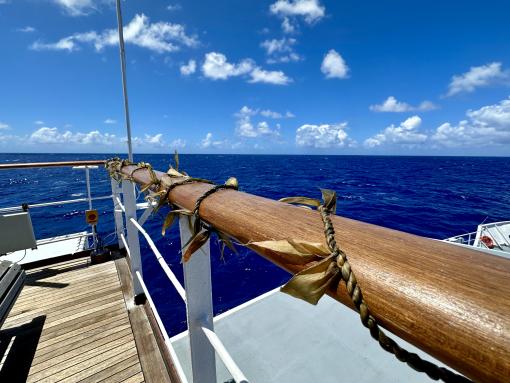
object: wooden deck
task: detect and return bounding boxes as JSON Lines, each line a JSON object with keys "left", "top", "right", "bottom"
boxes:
{"left": 0, "top": 255, "right": 174, "bottom": 383}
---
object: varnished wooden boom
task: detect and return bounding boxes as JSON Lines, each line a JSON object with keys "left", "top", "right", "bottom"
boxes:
{"left": 119, "top": 164, "right": 510, "bottom": 383}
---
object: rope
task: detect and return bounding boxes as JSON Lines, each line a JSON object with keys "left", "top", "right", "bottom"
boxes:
{"left": 193, "top": 184, "right": 238, "bottom": 217}
{"left": 318, "top": 203, "right": 471, "bottom": 383}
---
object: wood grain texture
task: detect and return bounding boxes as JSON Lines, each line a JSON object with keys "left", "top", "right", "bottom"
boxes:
{"left": 120, "top": 164, "right": 510, "bottom": 382}
{"left": 0, "top": 255, "right": 172, "bottom": 383}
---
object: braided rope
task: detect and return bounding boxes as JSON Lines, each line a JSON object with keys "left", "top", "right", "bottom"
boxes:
{"left": 193, "top": 184, "right": 238, "bottom": 217}
{"left": 318, "top": 204, "right": 471, "bottom": 383}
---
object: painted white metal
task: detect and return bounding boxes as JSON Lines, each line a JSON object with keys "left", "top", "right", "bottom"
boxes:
{"left": 0, "top": 196, "right": 112, "bottom": 214}
{"left": 0, "top": 212, "right": 37, "bottom": 254}
{"left": 111, "top": 180, "right": 125, "bottom": 249}
{"left": 120, "top": 233, "right": 130, "bottom": 258}
{"left": 137, "top": 204, "right": 154, "bottom": 227}
{"left": 37, "top": 232, "right": 93, "bottom": 246}
{"left": 115, "top": 0, "right": 133, "bottom": 162}
{"left": 130, "top": 218, "right": 186, "bottom": 302}
{"left": 179, "top": 215, "right": 216, "bottom": 383}
{"left": 122, "top": 180, "right": 143, "bottom": 297}
{"left": 135, "top": 271, "right": 189, "bottom": 383}
{"left": 201, "top": 326, "right": 249, "bottom": 383}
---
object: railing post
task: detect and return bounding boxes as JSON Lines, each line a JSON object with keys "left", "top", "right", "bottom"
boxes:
{"left": 179, "top": 216, "right": 216, "bottom": 383}
{"left": 111, "top": 179, "right": 125, "bottom": 249}
{"left": 122, "top": 180, "right": 144, "bottom": 302}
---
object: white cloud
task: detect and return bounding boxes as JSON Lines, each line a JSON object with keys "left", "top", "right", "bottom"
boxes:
{"left": 364, "top": 116, "right": 427, "bottom": 148}
{"left": 167, "top": 4, "right": 181, "bottom": 11}
{"left": 321, "top": 49, "right": 349, "bottom": 79}
{"left": 180, "top": 59, "right": 196, "bottom": 75}
{"left": 0, "top": 122, "right": 10, "bottom": 130}
{"left": 260, "top": 109, "right": 294, "bottom": 119}
{"left": 17, "top": 26, "right": 36, "bottom": 33}
{"left": 270, "top": 0, "right": 325, "bottom": 24}
{"left": 447, "top": 62, "right": 510, "bottom": 96}
{"left": 31, "top": 14, "right": 198, "bottom": 54}
{"left": 281, "top": 17, "right": 296, "bottom": 33}
{"left": 236, "top": 106, "right": 282, "bottom": 138}
{"left": 370, "top": 96, "right": 438, "bottom": 112}
{"left": 34, "top": 120, "right": 45, "bottom": 125}
{"left": 432, "top": 97, "right": 510, "bottom": 146}
{"left": 143, "top": 133, "right": 164, "bottom": 146}
{"left": 261, "top": 38, "right": 301, "bottom": 64}
{"left": 30, "top": 126, "right": 117, "bottom": 145}
{"left": 296, "top": 122, "right": 353, "bottom": 148}
{"left": 249, "top": 68, "right": 292, "bottom": 85}
{"left": 104, "top": 118, "right": 117, "bottom": 124}
{"left": 170, "top": 138, "right": 186, "bottom": 149}
{"left": 202, "top": 52, "right": 291, "bottom": 85}
{"left": 53, "top": 0, "right": 96, "bottom": 16}
{"left": 200, "top": 132, "right": 226, "bottom": 149}
{"left": 202, "top": 52, "right": 254, "bottom": 80}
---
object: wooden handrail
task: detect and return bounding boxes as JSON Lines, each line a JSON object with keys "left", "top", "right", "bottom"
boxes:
{"left": 117, "top": 164, "right": 510, "bottom": 382}
{"left": 0, "top": 160, "right": 106, "bottom": 170}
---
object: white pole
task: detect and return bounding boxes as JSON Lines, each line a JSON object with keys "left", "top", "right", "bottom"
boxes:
{"left": 115, "top": 0, "right": 133, "bottom": 162}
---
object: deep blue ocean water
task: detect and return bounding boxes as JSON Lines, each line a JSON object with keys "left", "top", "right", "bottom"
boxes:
{"left": 1, "top": 153, "right": 509, "bottom": 335}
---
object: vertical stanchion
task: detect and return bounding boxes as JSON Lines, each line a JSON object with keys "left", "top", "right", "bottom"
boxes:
{"left": 179, "top": 216, "right": 216, "bottom": 383}
{"left": 111, "top": 179, "right": 125, "bottom": 249}
{"left": 122, "top": 180, "right": 144, "bottom": 302}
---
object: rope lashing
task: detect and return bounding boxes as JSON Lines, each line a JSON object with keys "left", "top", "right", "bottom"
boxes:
{"left": 280, "top": 189, "right": 471, "bottom": 383}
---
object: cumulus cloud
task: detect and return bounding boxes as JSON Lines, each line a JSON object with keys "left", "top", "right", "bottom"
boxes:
{"left": 29, "top": 126, "right": 117, "bottom": 145}
{"left": 104, "top": 118, "right": 117, "bottom": 124}
{"left": 236, "top": 106, "right": 283, "bottom": 138}
{"left": 270, "top": 0, "right": 325, "bottom": 24}
{"left": 180, "top": 59, "right": 196, "bottom": 75}
{"left": 260, "top": 38, "right": 301, "bottom": 63}
{"left": 34, "top": 120, "right": 44, "bottom": 125}
{"left": 370, "top": 96, "right": 438, "bottom": 112}
{"left": 201, "top": 52, "right": 292, "bottom": 85}
{"left": 167, "top": 3, "right": 182, "bottom": 11}
{"left": 432, "top": 97, "right": 510, "bottom": 146}
{"left": 296, "top": 122, "right": 353, "bottom": 148}
{"left": 17, "top": 26, "right": 36, "bottom": 33}
{"left": 0, "top": 122, "right": 10, "bottom": 130}
{"left": 31, "top": 14, "right": 198, "bottom": 54}
{"left": 321, "top": 49, "right": 349, "bottom": 79}
{"left": 53, "top": 0, "right": 96, "bottom": 16}
{"left": 446, "top": 62, "right": 510, "bottom": 96}
{"left": 200, "top": 132, "right": 227, "bottom": 149}
{"left": 170, "top": 138, "right": 186, "bottom": 149}
{"left": 363, "top": 116, "right": 427, "bottom": 148}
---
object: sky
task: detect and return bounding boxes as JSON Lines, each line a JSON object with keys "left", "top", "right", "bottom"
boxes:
{"left": 0, "top": 0, "right": 510, "bottom": 155}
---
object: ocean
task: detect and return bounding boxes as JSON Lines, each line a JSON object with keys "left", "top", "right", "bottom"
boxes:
{"left": 1, "top": 153, "right": 509, "bottom": 335}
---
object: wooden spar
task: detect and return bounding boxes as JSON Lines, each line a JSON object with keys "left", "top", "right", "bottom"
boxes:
{"left": 117, "top": 164, "right": 510, "bottom": 383}
{"left": 0, "top": 160, "right": 106, "bottom": 170}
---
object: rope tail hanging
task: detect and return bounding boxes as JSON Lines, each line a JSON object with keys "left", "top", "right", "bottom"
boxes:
{"left": 266, "top": 189, "right": 471, "bottom": 383}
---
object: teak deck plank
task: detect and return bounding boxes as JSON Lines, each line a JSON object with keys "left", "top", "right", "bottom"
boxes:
{"left": 0, "top": 255, "right": 174, "bottom": 383}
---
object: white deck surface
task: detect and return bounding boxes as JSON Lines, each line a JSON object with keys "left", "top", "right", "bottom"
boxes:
{"left": 2, "top": 232, "right": 89, "bottom": 265}
{"left": 172, "top": 288, "right": 455, "bottom": 383}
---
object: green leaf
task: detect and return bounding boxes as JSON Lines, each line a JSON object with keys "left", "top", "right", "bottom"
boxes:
{"left": 279, "top": 196, "right": 321, "bottom": 207}
{"left": 182, "top": 230, "right": 211, "bottom": 262}
{"left": 280, "top": 255, "right": 337, "bottom": 305}
{"left": 321, "top": 189, "right": 337, "bottom": 214}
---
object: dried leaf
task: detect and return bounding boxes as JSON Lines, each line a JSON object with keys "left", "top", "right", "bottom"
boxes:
{"left": 141, "top": 183, "right": 153, "bottom": 193}
{"left": 280, "top": 255, "right": 337, "bottom": 305}
{"left": 161, "top": 212, "right": 177, "bottom": 236}
{"left": 167, "top": 168, "right": 184, "bottom": 178}
{"left": 279, "top": 197, "right": 321, "bottom": 207}
{"left": 174, "top": 150, "right": 179, "bottom": 172}
{"left": 321, "top": 189, "right": 337, "bottom": 214}
{"left": 287, "top": 239, "right": 330, "bottom": 257}
{"left": 182, "top": 230, "right": 211, "bottom": 262}
{"left": 225, "top": 177, "right": 238, "bottom": 189}
{"left": 250, "top": 240, "right": 319, "bottom": 262}
{"left": 193, "top": 216, "right": 202, "bottom": 237}
{"left": 218, "top": 231, "right": 238, "bottom": 255}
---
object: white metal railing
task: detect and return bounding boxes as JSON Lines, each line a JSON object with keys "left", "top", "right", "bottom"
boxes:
{"left": 112, "top": 178, "right": 250, "bottom": 383}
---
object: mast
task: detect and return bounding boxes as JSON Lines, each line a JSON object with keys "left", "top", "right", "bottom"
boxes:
{"left": 115, "top": 0, "right": 133, "bottom": 162}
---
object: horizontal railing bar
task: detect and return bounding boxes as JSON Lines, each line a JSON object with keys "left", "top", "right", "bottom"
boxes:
{"left": 36, "top": 232, "right": 93, "bottom": 246}
{"left": 136, "top": 271, "right": 189, "bottom": 383}
{"left": 109, "top": 162, "right": 510, "bottom": 383}
{"left": 201, "top": 326, "right": 249, "bottom": 383}
{"left": 0, "top": 195, "right": 113, "bottom": 213}
{"left": 115, "top": 196, "right": 126, "bottom": 213}
{"left": 0, "top": 160, "right": 106, "bottom": 170}
{"left": 130, "top": 218, "right": 187, "bottom": 301}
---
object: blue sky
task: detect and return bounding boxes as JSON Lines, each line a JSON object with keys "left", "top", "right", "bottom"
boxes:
{"left": 1, "top": 0, "right": 510, "bottom": 155}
